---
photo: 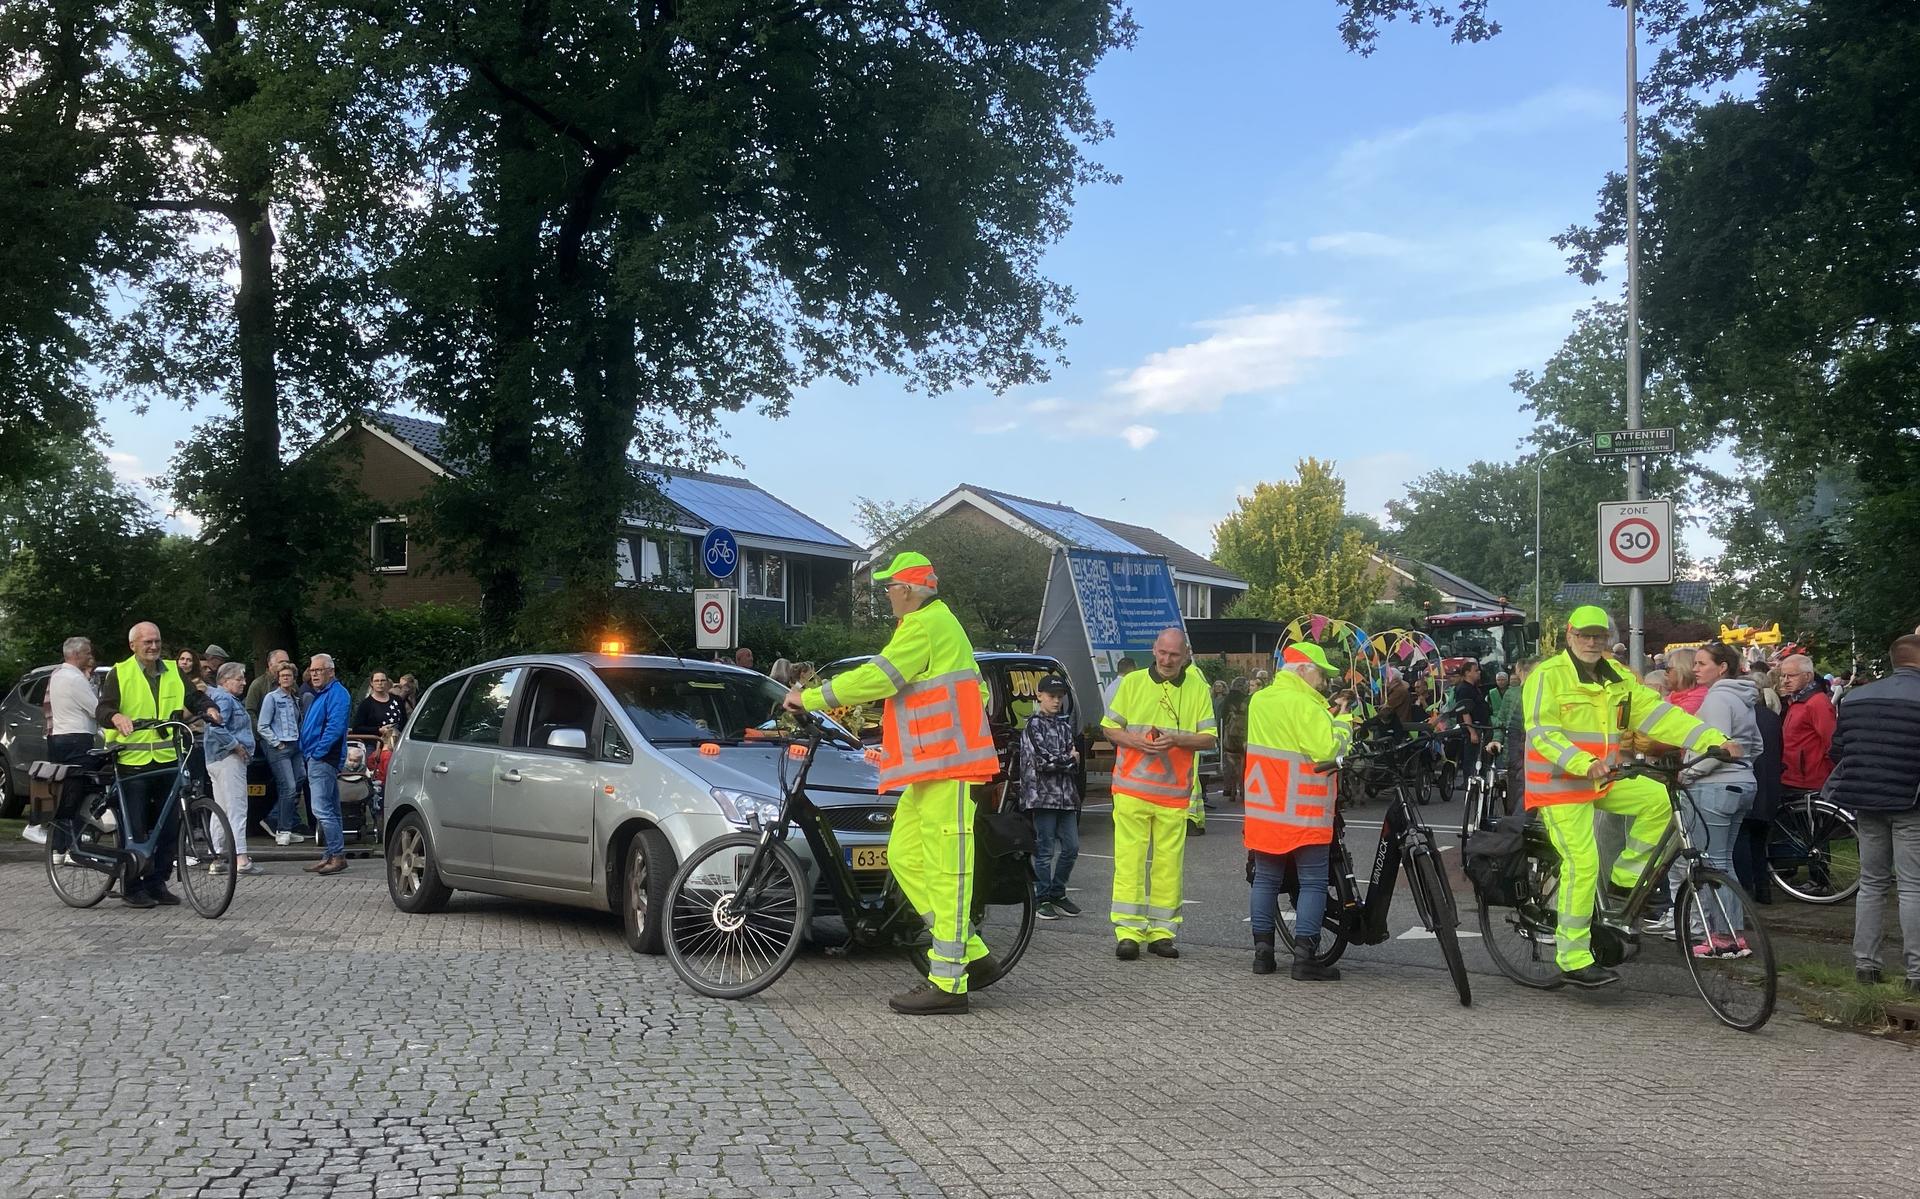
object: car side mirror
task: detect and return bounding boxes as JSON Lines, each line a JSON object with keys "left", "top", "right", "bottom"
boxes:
{"left": 546, "top": 727, "right": 588, "bottom": 752}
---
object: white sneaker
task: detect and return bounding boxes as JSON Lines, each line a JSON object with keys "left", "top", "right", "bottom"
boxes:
{"left": 275, "top": 830, "right": 293, "bottom": 847}
{"left": 1641, "top": 911, "right": 1677, "bottom": 938}
{"left": 22, "top": 824, "right": 48, "bottom": 845}
{"left": 92, "top": 809, "right": 117, "bottom": 832}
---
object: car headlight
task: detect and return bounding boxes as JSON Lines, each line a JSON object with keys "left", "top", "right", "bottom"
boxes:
{"left": 711, "top": 788, "right": 784, "bottom": 828}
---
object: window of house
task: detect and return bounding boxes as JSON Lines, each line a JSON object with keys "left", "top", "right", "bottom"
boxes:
{"left": 619, "top": 534, "right": 694, "bottom": 586}
{"left": 615, "top": 538, "right": 638, "bottom": 587}
{"left": 372, "top": 518, "right": 408, "bottom": 573}
{"left": 1177, "top": 580, "right": 1211, "bottom": 620}
{"left": 741, "top": 549, "right": 785, "bottom": 600}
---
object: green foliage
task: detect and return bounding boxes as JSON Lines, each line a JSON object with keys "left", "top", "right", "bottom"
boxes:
{"left": 1331, "top": 1, "right": 1500, "bottom": 55}
{"left": 303, "top": 603, "right": 485, "bottom": 692}
{"left": 858, "top": 499, "right": 1052, "bottom": 650}
{"left": 1212, "top": 459, "right": 1384, "bottom": 624}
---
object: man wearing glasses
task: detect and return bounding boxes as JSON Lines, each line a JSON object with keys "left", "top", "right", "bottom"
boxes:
{"left": 1520, "top": 606, "right": 1736, "bottom": 988}
{"left": 1776, "top": 653, "right": 1836, "bottom": 799}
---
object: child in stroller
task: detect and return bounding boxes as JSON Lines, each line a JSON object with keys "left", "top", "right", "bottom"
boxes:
{"left": 339, "top": 733, "right": 392, "bottom": 842}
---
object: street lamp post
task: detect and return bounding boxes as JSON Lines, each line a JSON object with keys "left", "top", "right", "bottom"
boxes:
{"left": 1625, "top": 0, "right": 1646, "bottom": 671}
{"left": 1534, "top": 441, "right": 1584, "bottom": 629}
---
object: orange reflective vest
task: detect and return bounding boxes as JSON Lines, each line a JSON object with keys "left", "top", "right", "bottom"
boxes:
{"left": 1102, "top": 664, "right": 1217, "bottom": 810}
{"left": 1520, "top": 650, "right": 1725, "bottom": 809}
{"left": 1242, "top": 670, "right": 1354, "bottom": 855}
{"left": 804, "top": 599, "right": 995, "bottom": 793}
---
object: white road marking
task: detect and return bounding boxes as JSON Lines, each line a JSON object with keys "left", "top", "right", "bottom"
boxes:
{"left": 1397, "top": 927, "right": 1482, "bottom": 940}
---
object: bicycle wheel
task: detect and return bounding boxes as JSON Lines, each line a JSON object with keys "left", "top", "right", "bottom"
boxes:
{"left": 46, "top": 822, "right": 117, "bottom": 909}
{"left": 665, "top": 833, "right": 809, "bottom": 1000}
{"left": 1410, "top": 849, "right": 1471, "bottom": 1006}
{"left": 178, "top": 797, "right": 236, "bottom": 918}
{"left": 1767, "top": 800, "right": 1860, "bottom": 905}
{"left": 1274, "top": 856, "right": 1353, "bottom": 967}
{"left": 1675, "top": 868, "right": 1776, "bottom": 1032}
{"left": 1478, "top": 851, "right": 1565, "bottom": 990}
{"left": 965, "top": 877, "right": 1035, "bottom": 992}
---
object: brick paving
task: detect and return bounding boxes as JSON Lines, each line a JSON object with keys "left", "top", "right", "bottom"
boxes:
{"left": 1, "top": 861, "right": 1915, "bottom": 1198}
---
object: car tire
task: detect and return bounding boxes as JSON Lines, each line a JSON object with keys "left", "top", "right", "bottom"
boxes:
{"left": 622, "top": 827, "right": 675, "bottom": 956}
{"left": 387, "top": 811, "right": 453, "bottom": 914}
{"left": 0, "top": 752, "right": 22, "bottom": 820}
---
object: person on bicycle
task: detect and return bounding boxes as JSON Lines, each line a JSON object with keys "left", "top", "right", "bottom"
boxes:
{"left": 1243, "top": 642, "right": 1354, "bottom": 979}
{"left": 1521, "top": 606, "right": 1737, "bottom": 987}
{"left": 785, "top": 551, "right": 999, "bottom": 1015}
{"left": 96, "top": 621, "right": 221, "bottom": 908}
{"left": 1101, "top": 627, "right": 1217, "bottom": 961}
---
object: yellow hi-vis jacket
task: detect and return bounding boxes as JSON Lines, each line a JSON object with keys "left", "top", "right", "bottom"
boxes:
{"left": 1243, "top": 670, "right": 1355, "bottom": 855}
{"left": 1102, "top": 665, "right": 1216, "bottom": 809}
{"left": 1520, "top": 650, "right": 1725, "bottom": 809}
{"left": 102, "top": 656, "right": 186, "bottom": 767}
{"left": 803, "top": 599, "right": 995, "bottom": 793}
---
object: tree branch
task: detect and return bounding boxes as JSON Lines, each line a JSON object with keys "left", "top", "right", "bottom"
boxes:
{"left": 131, "top": 197, "right": 240, "bottom": 220}
{"left": 467, "top": 58, "right": 625, "bottom": 159}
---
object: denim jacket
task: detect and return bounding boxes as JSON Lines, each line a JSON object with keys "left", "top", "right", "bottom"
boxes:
{"left": 257, "top": 687, "right": 302, "bottom": 748}
{"left": 202, "top": 688, "right": 256, "bottom": 761}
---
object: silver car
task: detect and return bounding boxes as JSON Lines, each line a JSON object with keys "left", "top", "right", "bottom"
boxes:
{"left": 0, "top": 666, "right": 57, "bottom": 818}
{"left": 382, "top": 653, "right": 894, "bottom": 953}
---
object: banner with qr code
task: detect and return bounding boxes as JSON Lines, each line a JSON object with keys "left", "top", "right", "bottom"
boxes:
{"left": 1066, "top": 550, "right": 1184, "bottom": 681}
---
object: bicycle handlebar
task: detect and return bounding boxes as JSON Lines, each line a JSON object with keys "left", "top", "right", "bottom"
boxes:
{"left": 1607, "top": 745, "right": 1735, "bottom": 782}
{"left": 1311, "top": 730, "right": 1446, "bottom": 774}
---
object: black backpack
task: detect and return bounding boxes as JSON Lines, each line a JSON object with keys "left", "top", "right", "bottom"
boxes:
{"left": 1462, "top": 810, "right": 1533, "bottom": 907}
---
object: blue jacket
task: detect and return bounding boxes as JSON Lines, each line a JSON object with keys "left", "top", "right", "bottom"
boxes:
{"left": 202, "top": 688, "right": 256, "bottom": 761}
{"left": 300, "top": 680, "right": 351, "bottom": 766}
{"left": 257, "top": 687, "right": 302, "bottom": 747}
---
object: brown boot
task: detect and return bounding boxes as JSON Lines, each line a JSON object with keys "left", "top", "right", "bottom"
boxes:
{"left": 315, "top": 857, "right": 349, "bottom": 875}
{"left": 888, "top": 983, "right": 969, "bottom": 1015}
{"left": 303, "top": 857, "right": 329, "bottom": 873}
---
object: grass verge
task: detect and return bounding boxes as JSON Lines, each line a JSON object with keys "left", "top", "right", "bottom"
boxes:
{"left": 1783, "top": 958, "right": 1920, "bottom": 1038}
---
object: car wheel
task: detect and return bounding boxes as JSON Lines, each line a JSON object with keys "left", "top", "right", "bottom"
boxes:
{"left": 622, "top": 827, "right": 675, "bottom": 955}
{"left": 0, "top": 752, "right": 21, "bottom": 820}
{"left": 387, "top": 811, "right": 452, "bottom": 914}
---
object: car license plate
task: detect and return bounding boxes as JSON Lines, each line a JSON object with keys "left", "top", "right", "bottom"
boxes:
{"left": 247, "top": 784, "right": 267, "bottom": 797}
{"left": 846, "top": 845, "right": 889, "bottom": 872}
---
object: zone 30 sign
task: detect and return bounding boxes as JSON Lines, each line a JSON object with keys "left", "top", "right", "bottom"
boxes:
{"left": 1598, "top": 500, "right": 1675, "bottom": 586}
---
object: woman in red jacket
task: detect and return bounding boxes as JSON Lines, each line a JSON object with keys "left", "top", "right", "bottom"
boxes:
{"left": 1777, "top": 654, "right": 1836, "bottom": 792}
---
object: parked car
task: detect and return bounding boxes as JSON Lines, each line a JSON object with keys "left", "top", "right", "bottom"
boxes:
{"left": 0, "top": 667, "right": 56, "bottom": 818}
{"left": 817, "top": 651, "right": 1089, "bottom": 802}
{"left": 381, "top": 653, "right": 890, "bottom": 953}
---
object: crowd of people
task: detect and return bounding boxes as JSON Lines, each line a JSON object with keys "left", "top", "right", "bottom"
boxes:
{"left": 24, "top": 623, "right": 428, "bottom": 905}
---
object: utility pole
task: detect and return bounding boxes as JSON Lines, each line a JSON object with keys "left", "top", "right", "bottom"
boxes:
{"left": 1624, "top": 0, "right": 1646, "bottom": 672}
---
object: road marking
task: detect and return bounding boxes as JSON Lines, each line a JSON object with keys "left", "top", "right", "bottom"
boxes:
{"left": 1396, "top": 927, "right": 1482, "bottom": 940}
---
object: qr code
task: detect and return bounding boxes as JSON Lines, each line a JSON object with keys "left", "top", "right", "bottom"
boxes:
{"left": 1070, "top": 555, "right": 1121, "bottom": 646}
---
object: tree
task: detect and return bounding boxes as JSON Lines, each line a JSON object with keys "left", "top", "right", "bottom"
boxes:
{"left": 382, "top": 2, "right": 1138, "bottom": 649}
{"left": 1386, "top": 461, "right": 1534, "bottom": 601}
{"left": 1212, "top": 459, "right": 1384, "bottom": 623}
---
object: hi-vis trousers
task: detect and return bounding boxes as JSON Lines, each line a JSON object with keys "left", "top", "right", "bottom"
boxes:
{"left": 1537, "top": 777, "right": 1670, "bottom": 970}
{"left": 1111, "top": 792, "right": 1188, "bottom": 943}
{"left": 892, "top": 780, "right": 989, "bottom": 993}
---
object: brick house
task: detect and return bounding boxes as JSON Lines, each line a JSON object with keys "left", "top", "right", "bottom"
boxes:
{"left": 327, "top": 413, "right": 861, "bottom": 624}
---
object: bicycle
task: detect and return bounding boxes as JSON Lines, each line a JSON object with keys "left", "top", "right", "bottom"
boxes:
{"left": 1766, "top": 788, "right": 1860, "bottom": 904}
{"left": 44, "top": 720, "right": 237, "bottom": 918}
{"left": 663, "top": 711, "right": 1036, "bottom": 1000}
{"left": 1273, "top": 728, "right": 1472, "bottom": 1007}
{"left": 1457, "top": 740, "right": 1509, "bottom": 845}
{"left": 1477, "top": 749, "right": 1777, "bottom": 1032}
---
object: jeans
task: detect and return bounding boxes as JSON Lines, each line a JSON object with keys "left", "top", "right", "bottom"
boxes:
{"left": 1855, "top": 808, "right": 1920, "bottom": 981}
{"left": 1031, "top": 809, "right": 1079, "bottom": 903}
{"left": 1679, "top": 778, "right": 1753, "bottom": 935}
{"left": 264, "top": 741, "right": 304, "bottom": 833}
{"left": 307, "top": 758, "right": 345, "bottom": 858}
{"left": 1732, "top": 817, "right": 1774, "bottom": 902}
{"left": 206, "top": 751, "right": 249, "bottom": 860}
{"left": 118, "top": 764, "right": 182, "bottom": 892}
{"left": 1250, "top": 843, "right": 1331, "bottom": 941}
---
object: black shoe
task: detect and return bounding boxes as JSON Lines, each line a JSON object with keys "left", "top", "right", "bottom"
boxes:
{"left": 1253, "top": 937, "right": 1276, "bottom": 975}
{"left": 1857, "top": 968, "right": 1884, "bottom": 986}
{"left": 1290, "top": 936, "right": 1341, "bottom": 981}
{"left": 146, "top": 883, "right": 182, "bottom": 906}
{"left": 1187, "top": 821, "right": 1206, "bottom": 837}
{"left": 888, "top": 983, "right": 969, "bottom": 1015}
{"left": 1147, "top": 940, "right": 1179, "bottom": 959}
{"left": 121, "top": 889, "right": 158, "bottom": 910}
{"left": 1115, "top": 940, "right": 1140, "bottom": 961}
{"left": 1561, "top": 963, "right": 1621, "bottom": 989}
{"left": 966, "top": 954, "right": 1001, "bottom": 981}
{"left": 1051, "top": 896, "right": 1083, "bottom": 917}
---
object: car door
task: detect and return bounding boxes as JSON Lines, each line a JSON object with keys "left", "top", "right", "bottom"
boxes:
{"left": 3, "top": 672, "right": 52, "bottom": 785}
{"left": 489, "top": 666, "right": 598, "bottom": 892}
{"left": 423, "top": 667, "right": 523, "bottom": 879}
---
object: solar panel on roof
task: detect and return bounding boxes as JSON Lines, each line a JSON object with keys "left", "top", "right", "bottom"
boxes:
{"left": 988, "top": 492, "right": 1145, "bottom": 553}
{"left": 659, "top": 474, "right": 855, "bottom": 547}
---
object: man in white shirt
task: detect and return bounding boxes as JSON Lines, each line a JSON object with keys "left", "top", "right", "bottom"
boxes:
{"left": 24, "top": 637, "right": 100, "bottom": 846}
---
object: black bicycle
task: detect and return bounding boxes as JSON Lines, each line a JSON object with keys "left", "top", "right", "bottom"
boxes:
{"left": 44, "top": 720, "right": 236, "bottom": 918}
{"left": 1478, "top": 749, "right": 1777, "bottom": 1032}
{"left": 1766, "top": 789, "right": 1860, "bottom": 904}
{"left": 1274, "top": 729, "right": 1472, "bottom": 1007}
{"left": 663, "top": 712, "right": 1036, "bottom": 1000}
{"left": 1457, "top": 739, "right": 1509, "bottom": 845}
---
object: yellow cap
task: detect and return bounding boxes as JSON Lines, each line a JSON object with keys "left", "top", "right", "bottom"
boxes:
{"left": 1567, "top": 605, "right": 1611, "bottom": 632}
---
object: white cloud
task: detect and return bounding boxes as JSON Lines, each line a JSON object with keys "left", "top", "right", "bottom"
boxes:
{"left": 1119, "top": 424, "right": 1160, "bottom": 451}
{"left": 1332, "top": 86, "right": 1616, "bottom": 186}
{"left": 1306, "top": 231, "right": 1417, "bottom": 259}
{"left": 1108, "top": 300, "right": 1354, "bottom": 417}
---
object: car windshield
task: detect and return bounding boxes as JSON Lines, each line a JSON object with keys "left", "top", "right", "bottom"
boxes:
{"left": 593, "top": 667, "right": 788, "bottom": 743}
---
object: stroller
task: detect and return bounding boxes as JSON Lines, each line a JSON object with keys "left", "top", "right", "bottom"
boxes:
{"left": 339, "top": 734, "right": 390, "bottom": 842}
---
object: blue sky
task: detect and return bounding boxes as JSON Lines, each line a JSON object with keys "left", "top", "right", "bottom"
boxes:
{"left": 102, "top": 1, "right": 1646, "bottom": 563}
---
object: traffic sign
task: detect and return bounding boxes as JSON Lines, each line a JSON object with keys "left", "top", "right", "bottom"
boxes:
{"left": 693, "top": 587, "right": 737, "bottom": 650}
{"left": 1598, "top": 500, "right": 1674, "bottom": 586}
{"left": 1592, "top": 428, "right": 1676, "bottom": 457}
{"left": 701, "top": 526, "right": 739, "bottom": 580}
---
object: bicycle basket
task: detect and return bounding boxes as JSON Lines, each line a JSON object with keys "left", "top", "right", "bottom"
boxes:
{"left": 1462, "top": 812, "right": 1532, "bottom": 907}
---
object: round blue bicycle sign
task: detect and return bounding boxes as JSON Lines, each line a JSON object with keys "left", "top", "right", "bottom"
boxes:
{"left": 701, "top": 526, "right": 739, "bottom": 580}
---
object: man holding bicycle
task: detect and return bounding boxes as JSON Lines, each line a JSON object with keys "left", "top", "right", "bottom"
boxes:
{"left": 96, "top": 621, "right": 220, "bottom": 908}
{"left": 1521, "top": 606, "right": 1737, "bottom": 987}
{"left": 786, "top": 552, "right": 1000, "bottom": 1015}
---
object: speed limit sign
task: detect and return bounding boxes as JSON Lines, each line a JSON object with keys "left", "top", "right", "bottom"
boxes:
{"left": 1598, "top": 500, "right": 1674, "bottom": 586}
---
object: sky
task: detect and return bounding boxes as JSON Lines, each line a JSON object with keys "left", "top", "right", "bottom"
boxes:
{"left": 99, "top": 1, "right": 1656, "bottom": 566}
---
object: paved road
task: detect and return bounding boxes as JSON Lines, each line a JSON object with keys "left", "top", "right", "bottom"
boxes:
{"left": 1, "top": 852, "right": 1913, "bottom": 1199}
